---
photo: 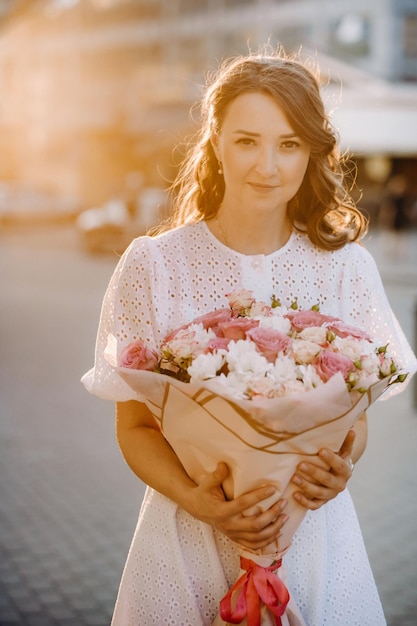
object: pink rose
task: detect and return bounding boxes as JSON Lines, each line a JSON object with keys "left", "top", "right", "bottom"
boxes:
{"left": 285, "top": 310, "right": 337, "bottom": 331}
{"left": 119, "top": 340, "right": 159, "bottom": 370}
{"left": 226, "top": 289, "right": 256, "bottom": 317}
{"left": 246, "top": 327, "right": 292, "bottom": 362}
{"left": 162, "top": 322, "right": 192, "bottom": 343}
{"left": 192, "top": 308, "right": 233, "bottom": 335}
{"left": 314, "top": 349, "right": 355, "bottom": 382}
{"left": 163, "top": 309, "right": 233, "bottom": 343}
{"left": 218, "top": 318, "right": 259, "bottom": 341}
{"left": 208, "top": 337, "right": 231, "bottom": 351}
{"left": 326, "top": 320, "right": 373, "bottom": 342}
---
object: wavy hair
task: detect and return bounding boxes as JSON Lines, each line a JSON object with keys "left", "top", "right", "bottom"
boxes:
{"left": 160, "top": 49, "right": 367, "bottom": 250}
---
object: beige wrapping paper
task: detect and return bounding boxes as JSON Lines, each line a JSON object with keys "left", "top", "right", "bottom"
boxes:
{"left": 105, "top": 337, "right": 399, "bottom": 625}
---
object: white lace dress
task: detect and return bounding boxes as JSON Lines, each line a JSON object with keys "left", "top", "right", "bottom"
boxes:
{"left": 82, "top": 221, "right": 417, "bottom": 626}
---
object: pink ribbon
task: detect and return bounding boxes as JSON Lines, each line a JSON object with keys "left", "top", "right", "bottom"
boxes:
{"left": 219, "top": 556, "right": 290, "bottom": 625}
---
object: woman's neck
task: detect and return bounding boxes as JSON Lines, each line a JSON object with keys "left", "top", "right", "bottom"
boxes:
{"left": 209, "top": 210, "right": 292, "bottom": 255}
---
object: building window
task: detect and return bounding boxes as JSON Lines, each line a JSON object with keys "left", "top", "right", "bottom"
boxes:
{"left": 403, "top": 14, "right": 417, "bottom": 59}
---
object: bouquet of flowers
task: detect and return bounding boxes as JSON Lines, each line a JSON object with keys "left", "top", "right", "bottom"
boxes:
{"left": 104, "top": 289, "right": 406, "bottom": 626}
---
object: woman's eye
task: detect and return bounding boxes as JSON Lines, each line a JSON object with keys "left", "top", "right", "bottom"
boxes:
{"left": 281, "top": 141, "right": 300, "bottom": 150}
{"left": 236, "top": 137, "right": 255, "bottom": 145}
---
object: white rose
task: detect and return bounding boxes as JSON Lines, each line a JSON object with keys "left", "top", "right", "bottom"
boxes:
{"left": 292, "top": 339, "right": 321, "bottom": 364}
{"left": 167, "top": 335, "right": 197, "bottom": 360}
{"left": 299, "top": 326, "right": 328, "bottom": 345}
{"left": 166, "top": 324, "right": 216, "bottom": 361}
{"left": 250, "top": 301, "right": 272, "bottom": 317}
{"left": 360, "top": 352, "right": 380, "bottom": 374}
{"left": 282, "top": 379, "right": 307, "bottom": 395}
{"left": 379, "top": 355, "right": 396, "bottom": 377}
{"left": 351, "top": 370, "right": 379, "bottom": 391}
{"left": 246, "top": 375, "right": 281, "bottom": 399}
{"left": 333, "top": 337, "right": 374, "bottom": 362}
{"left": 226, "top": 289, "right": 255, "bottom": 313}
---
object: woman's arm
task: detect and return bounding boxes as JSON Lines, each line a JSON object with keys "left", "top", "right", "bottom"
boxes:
{"left": 116, "top": 400, "right": 289, "bottom": 551}
{"left": 291, "top": 412, "right": 368, "bottom": 510}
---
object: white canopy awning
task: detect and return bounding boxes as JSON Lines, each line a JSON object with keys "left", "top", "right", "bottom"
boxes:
{"left": 331, "top": 102, "right": 417, "bottom": 156}
{"left": 318, "top": 53, "right": 417, "bottom": 156}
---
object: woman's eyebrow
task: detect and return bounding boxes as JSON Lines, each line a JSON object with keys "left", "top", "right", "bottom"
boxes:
{"left": 233, "top": 129, "right": 260, "bottom": 136}
{"left": 233, "top": 129, "right": 300, "bottom": 139}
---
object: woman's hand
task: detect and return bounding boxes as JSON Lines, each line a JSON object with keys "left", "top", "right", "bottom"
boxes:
{"left": 116, "top": 401, "right": 287, "bottom": 551}
{"left": 291, "top": 429, "right": 356, "bottom": 511}
{"left": 192, "top": 462, "right": 288, "bottom": 551}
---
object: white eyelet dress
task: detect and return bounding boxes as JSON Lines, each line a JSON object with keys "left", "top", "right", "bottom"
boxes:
{"left": 82, "top": 221, "right": 417, "bottom": 626}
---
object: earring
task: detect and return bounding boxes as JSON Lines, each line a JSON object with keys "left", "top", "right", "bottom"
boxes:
{"left": 218, "top": 161, "right": 223, "bottom": 175}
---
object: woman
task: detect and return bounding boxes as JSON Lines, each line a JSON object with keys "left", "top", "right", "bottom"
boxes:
{"left": 82, "top": 50, "right": 416, "bottom": 625}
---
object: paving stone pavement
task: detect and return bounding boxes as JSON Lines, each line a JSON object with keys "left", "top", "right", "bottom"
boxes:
{"left": 0, "top": 225, "right": 416, "bottom": 626}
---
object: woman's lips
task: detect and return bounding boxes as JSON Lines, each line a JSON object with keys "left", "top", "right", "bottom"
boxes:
{"left": 248, "top": 182, "right": 279, "bottom": 193}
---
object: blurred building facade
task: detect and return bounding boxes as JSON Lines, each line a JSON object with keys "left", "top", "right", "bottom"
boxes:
{"left": 0, "top": 0, "right": 416, "bottom": 213}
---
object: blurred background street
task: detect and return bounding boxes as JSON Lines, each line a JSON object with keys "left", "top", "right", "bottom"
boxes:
{"left": 0, "top": 1, "right": 416, "bottom": 625}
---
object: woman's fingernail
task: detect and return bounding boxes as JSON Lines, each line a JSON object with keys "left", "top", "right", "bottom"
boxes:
{"left": 292, "top": 475, "right": 302, "bottom": 485}
{"left": 265, "top": 486, "right": 276, "bottom": 496}
{"left": 300, "top": 463, "right": 309, "bottom": 472}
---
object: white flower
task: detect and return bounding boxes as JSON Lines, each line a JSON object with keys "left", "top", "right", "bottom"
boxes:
{"left": 260, "top": 313, "right": 292, "bottom": 334}
{"left": 351, "top": 369, "right": 379, "bottom": 391}
{"left": 188, "top": 352, "right": 225, "bottom": 381}
{"left": 216, "top": 371, "right": 251, "bottom": 399}
{"left": 360, "top": 352, "right": 380, "bottom": 374}
{"left": 298, "top": 364, "right": 323, "bottom": 390}
{"left": 225, "top": 340, "right": 271, "bottom": 376}
{"left": 187, "top": 323, "right": 217, "bottom": 348}
{"left": 299, "top": 326, "right": 328, "bottom": 345}
{"left": 292, "top": 340, "right": 321, "bottom": 365}
{"left": 250, "top": 301, "right": 272, "bottom": 317}
{"left": 155, "top": 292, "right": 400, "bottom": 399}
{"left": 282, "top": 379, "right": 308, "bottom": 395}
{"left": 333, "top": 336, "right": 374, "bottom": 362}
{"left": 165, "top": 324, "right": 216, "bottom": 361}
{"left": 271, "top": 354, "right": 299, "bottom": 384}
{"left": 379, "top": 354, "right": 396, "bottom": 377}
{"left": 226, "top": 289, "right": 256, "bottom": 315}
{"left": 246, "top": 375, "right": 282, "bottom": 399}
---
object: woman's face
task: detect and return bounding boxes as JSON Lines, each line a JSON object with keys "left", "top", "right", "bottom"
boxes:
{"left": 212, "top": 91, "right": 311, "bottom": 218}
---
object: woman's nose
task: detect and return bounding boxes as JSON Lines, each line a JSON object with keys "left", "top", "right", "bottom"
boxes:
{"left": 255, "top": 147, "right": 278, "bottom": 176}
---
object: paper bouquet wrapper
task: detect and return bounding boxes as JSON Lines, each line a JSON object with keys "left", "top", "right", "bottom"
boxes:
{"left": 105, "top": 344, "right": 396, "bottom": 625}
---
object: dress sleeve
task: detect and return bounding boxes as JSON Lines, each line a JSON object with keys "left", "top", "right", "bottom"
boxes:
{"left": 343, "top": 243, "right": 417, "bottom": 396}
{"left": 81, "top": 236, "right": 160, "bottom": 402}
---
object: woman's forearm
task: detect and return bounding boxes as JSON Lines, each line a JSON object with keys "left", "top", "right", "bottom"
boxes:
{"left": 115, "top": 400, "right": 289, "bottom": 551}
{"left": 116, "top": 401, "right": 199, "bottom": 516}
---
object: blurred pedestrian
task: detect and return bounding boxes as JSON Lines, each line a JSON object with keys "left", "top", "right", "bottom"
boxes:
{"left": 378, "top": 173, "right": 416, "bottom": 260}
